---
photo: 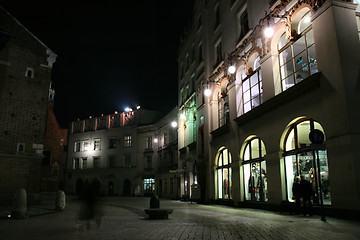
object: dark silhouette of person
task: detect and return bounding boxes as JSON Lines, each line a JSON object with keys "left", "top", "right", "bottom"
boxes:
{"left": 300, "top": 176, "right": 313, "bottom": 216}
{"left": 79, "top": 179, "right": 103, "bottom": 229}
{"left": 292, "top": 176, "right": 301, "bottom": 213}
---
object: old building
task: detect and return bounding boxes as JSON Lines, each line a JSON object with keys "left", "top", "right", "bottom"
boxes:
{"left": 0, "top": 7, "right": 66, "bottom": 194}
{"left": 66, "top": 108, "right": 178, "bottom": 198}
{"left": 177, "top": 0, "right": 360, "bottom": 215}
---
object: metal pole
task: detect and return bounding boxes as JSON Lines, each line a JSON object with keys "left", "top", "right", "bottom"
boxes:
{"left": 316, "top": 150, "right": 326, "bottom": 222}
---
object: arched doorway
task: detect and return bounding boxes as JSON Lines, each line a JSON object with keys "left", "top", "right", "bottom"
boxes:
{"left": 241, "top": 136, "right": 268, "bottom": 202}
{"left": 215, "top": 147, "right": 232, "bottom": 200}
{"left": 282, "top": 117, "right": 331, "bottom": 205}
{"left": 123, "top": 179, "right": 131, "bottom": 196}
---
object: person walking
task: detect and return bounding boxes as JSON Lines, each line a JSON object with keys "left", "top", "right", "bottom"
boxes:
{"left": 300, "top": 175, "right": 313, "bottom": 216}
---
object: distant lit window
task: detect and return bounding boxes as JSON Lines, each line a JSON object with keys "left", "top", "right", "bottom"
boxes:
{"left": 25, "top": 67, "right": 34, "bottom": 78}
{"left": 74, "top": 141, "right": 81, "bottom": 152}
{"left": 83, "top": 140, "right": 89, "bottom": 151}
{"left": 124, "top": 135, "right": 132, "bottom": 147}
{"left": 94, "top": 138, "right": 101, "bottom": 150}
{"left": 73, "top": 158, "right": 79, "bottom": 169}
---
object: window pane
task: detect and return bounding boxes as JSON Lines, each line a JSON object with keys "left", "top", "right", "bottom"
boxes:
{"left": 244, "top": 102, "right": 251, "bottom": 113}
{"left": 244, "top": 144, "right": 250, "bottom": 161}
{"left": 297, "top": 120, "right": 312, "bottom": 148}
{"left": 279, "top": 47, "right": 292, "bottom": 66}
{"left": 261, "top": 141, "right": 266, "bottom": 157}
{"left": 223, "top": 149, "right": 228, "bottom": 165}
{"left": 251, "top": 85, "right": 259, "bottom": 98}
{"left": 295, "top": 69, "right": 309, "bottom": 84}
{"left": 282, "top": 75, "right": 295, "bottom": 90}
{"left": 280, "top": 61, "right": 294, "bottom": 79}
{"left": 251, "top": 139, "right": 260, "bottom": 159}
{"left": 244, "top": 164, "right": 251, "bottom": 200}
{"left": 218, "top": 154, "right": 222, "bottom": 167}
{"left": 243, "top": 90, "right": 251, "bottom": 103}
{"left": 292, "top": 36, "right": 306, "bottom": 57}
{"left": 285, "top": 155, "right": 297, "bottom": 202}
{"left": 260, "top": 161, "right": 268, "bottom": 202}
{"left": 218, "top": 169, "right": 223, "bottom": 198}
{"left": 298, "top": 11, "right": 311, "bottom": 33}
{"left": 318, "top": 150, "right": 331, "bottom": 205}
{"left": 307, "top": 45, "right": 318, "bottom": 75}
{"left": 285, "top": 129, "right": 295, "bottom": 151}
{"left": 243, "top": 79, "right": 250, "bottom": 91}
{"left": 223, "top": 168, "right": 230, "bottom": 199}
{"left": 294, "top": 50, "right": 308, "bottom": 73}
{"left": 278, "top": 32, "right": 289, "bottom": 50}
{"left": 250, "top": 74, "right": 258, "bottom": 87}
{"left": 306, "top": 29, "right": 315, "bottom": 46}
{"left": 252, "top": 94, "right": 261, "bottom": 108}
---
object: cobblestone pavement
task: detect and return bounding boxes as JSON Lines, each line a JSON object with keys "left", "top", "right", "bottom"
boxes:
{"left": 0, "top": 196, "right": 359, "bottom": 240}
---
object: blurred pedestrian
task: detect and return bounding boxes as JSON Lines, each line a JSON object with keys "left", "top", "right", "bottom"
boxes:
{"left": 79, "top": 179, "right": 103, "bottom": 229}
{"left": 300, "top": 175, "right": 313, "bottom": 216}
{"left": 292, "top": 176, "right": 301, "bottom": 213}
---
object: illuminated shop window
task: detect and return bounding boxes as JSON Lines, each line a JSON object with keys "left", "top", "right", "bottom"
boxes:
{"left": 242, "top": 137, "right": 267, "bottom": 202}
{"left": 283, "top": 118, "right": 331, "bottom": 205}
{"left": 144, "top": 178, "right": 155, "bottom": 195}
{"left": 216, "top": 148, "right": 232, "bottom": 200}
{"left": 278, "top": 11, "right": 318, "bottom": 91}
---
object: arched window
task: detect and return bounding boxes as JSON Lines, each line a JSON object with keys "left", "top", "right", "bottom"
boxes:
{"left": 216, "top": 148, "right": 232, "bottom": 199}
{"left": 282, "top": 118, "right": 331, "bottom": 205}
{"left": 278, "top": 10, "right": 318, "bottom": 91}
{"left": 242, "top": 55, "right": 263, "bottom": 113}
{"left": 242, "top": 137, "right": 267, "bottom": 202}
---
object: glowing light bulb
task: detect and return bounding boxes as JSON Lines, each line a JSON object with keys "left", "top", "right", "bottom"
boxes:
{"left": 228, "top": 65, "right": 236, "bottom": 74}
{"left": 264, "top": 27, "right": 274, "bottom": 38}
{"left": 204, "top": 88, "right": 211, "bottom": 97}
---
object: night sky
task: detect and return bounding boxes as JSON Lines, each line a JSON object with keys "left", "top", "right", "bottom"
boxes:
{"left": 1, "top": 1, "right": 194, "bottom": 128}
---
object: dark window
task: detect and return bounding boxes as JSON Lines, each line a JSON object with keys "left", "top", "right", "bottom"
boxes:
{"left": 240, "top": 10, "right": 249, "bottom": 39}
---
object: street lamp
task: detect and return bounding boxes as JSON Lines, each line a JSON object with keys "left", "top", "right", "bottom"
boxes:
{"left": 171, "top": 121, "right": 177, "bottom": 128}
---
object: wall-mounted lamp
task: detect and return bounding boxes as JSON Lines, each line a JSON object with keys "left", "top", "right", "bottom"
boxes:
{"left": 171, "top": 121, "right": 178, "bottom": 128}
{"left": 228, "top": 63, "right": 236, "bottom": 74}
{"left": 153, "top": 138, "right": 158, "bottom": 143}
{"left": 263, "top": 12, "right": 288, "bottom": 38}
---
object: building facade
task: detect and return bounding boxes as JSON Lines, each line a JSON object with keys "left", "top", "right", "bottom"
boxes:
{"left": 0, "top": 7, "right": 66, "bottom": 194}
{"left": 66, "top": 108, "right": 179, "bottom": 198}
{"left": 177, "top": 0, "right": 360, "bottom": 214}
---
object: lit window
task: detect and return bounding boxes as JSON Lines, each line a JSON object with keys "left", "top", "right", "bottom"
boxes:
{"left": 242, "top": 56, "right": 263, "bottom": 113}
{"left": 83, "top": 140, "right": 89, "bottom": 151}
{"left": 124, "top": 135, "right": 132, "bottom": 147}
{"left": 74, "top": 141, "right": 81, "bottom": 152}
{"left": 94, "top": 138, "right": 101, "bottom": 150}
{"left": 216, "top": 148, "right": 232, "bottom": 199}
{"left": 278, "top": 11, "right": 318, "bottom": 91}
{"left": 242, "top": 137, "right": 267, "bottom": 202}
{"left": 283, "top": 118, "right": 331, "bottom": 205}
{"left": 73, "top": 158, "right": 79, "bottom": 169}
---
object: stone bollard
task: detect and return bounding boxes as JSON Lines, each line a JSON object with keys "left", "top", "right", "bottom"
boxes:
{"left": 11, "top": 188, "right": 28, "bottom": 219}
{"left": 55, "top": 190, "right": 66, "bottom": 211}
{"left": 150, "top": 194, "right": 160, "bottom": 208}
